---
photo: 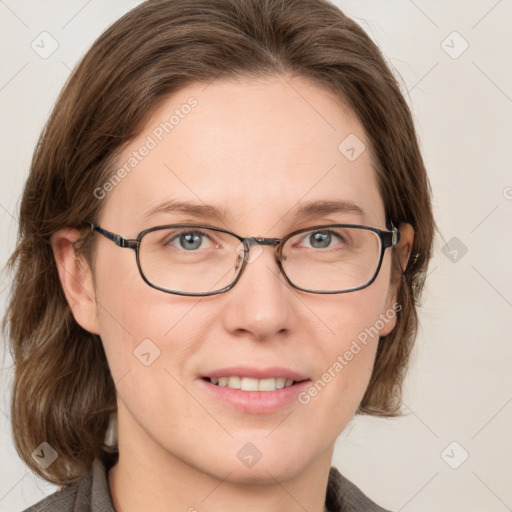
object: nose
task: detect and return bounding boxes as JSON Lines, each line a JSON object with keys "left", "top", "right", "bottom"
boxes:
{"left": 221, "top": 242, "right": 293, "bottom": 340}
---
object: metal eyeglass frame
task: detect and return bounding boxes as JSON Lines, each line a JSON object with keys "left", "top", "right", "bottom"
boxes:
{"left": 90, "top": 222, "right": 401, "bottom": 296}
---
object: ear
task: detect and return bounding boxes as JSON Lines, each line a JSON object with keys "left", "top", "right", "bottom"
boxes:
{"left": 380, "top": 222, "right": 414, "bottom": 336}
{"left": 51, "top": 228, "right": 100, "bottom": 334}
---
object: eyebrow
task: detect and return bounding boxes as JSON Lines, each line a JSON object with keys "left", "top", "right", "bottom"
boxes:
{"left": 292, "top": 200, "right": 365, "bottom": 221}
{"left": 142, "top": 199, "right": 365, "bottom": 223}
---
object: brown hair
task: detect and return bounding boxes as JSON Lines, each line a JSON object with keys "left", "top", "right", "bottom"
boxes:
{"left": 3, "top": 0, "right": 435, "bottom": 485}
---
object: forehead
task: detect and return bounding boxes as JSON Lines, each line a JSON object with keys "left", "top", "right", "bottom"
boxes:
{"left": 100, "top": 74, "right": 385, "bottom": 233}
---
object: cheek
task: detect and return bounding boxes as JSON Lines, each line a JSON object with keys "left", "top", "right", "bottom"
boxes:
{"left": 92, "top": 249, "right": 206, "bottom": 382}
{"left": 300, "top": 260, "right": 395, "bottom": 421}
{"left": 293, "top": 307, "right": 379, "bottom": 456}
{"left": 313, "top": 263, "right": 394, "bottom": 349}
{"left": 312, "top": 295, "right": 381, "bottom": 393}
{"left": 94, "top": 280, "right": 212, "bottom": 442}
{"left": 96, "top": 287, "right": 204, "bottom": 366}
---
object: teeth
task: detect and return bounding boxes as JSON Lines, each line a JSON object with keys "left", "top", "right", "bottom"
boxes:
{"left": 208, "top": 376, "right": 297, "bottom": 391}
{"left": 228, "top": 376, "right": 241, "bottom": 389}
{"left": 242, "top": 377, "right": 259, "bottom": 391}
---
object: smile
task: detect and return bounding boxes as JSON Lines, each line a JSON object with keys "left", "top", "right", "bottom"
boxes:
{"left": 205, "top": 376, "right": 300, "bottom": 391}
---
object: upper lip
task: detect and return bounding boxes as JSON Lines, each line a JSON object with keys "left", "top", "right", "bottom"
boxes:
{"left": 202, "top": 366, "right": 310, "bottom": 381}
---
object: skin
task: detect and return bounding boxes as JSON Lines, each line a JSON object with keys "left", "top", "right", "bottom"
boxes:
{"left": 52, "top": 74, "right": 413, "bottom": 512}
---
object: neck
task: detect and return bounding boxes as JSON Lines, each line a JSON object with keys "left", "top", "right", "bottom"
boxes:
{"left": 108, "top": 431, "right": 333, "bottom": 512}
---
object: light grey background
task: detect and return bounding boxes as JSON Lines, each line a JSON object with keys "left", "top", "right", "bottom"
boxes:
{"left": 1, "top": 1, "right": 511, "bottom": 511}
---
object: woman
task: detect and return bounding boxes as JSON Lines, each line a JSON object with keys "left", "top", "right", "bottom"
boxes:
{"left": 4, "top": 0, "right": 435, "bottom": 510}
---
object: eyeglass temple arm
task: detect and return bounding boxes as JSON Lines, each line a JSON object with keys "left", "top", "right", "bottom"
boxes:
{"left": 383, "top": 224, "right": 401, "bottom": 248}
{"left": 90, "top": 224, "right": 138, "bottom": 250}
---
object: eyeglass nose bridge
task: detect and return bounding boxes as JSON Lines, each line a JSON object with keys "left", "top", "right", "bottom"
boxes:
{"left": 245, "top": 236, "right": 281, "bottom": 247}
{"left": 237, "top": 236, "right": 283, "bottom": 265}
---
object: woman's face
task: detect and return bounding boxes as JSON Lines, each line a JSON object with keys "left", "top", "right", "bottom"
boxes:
{"left": 88, "top": 75, "right": 404, "bottom": 481}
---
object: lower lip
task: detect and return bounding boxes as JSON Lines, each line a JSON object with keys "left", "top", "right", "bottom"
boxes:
{"left": 198, "top": 378, "right": 311, "bottom": 414}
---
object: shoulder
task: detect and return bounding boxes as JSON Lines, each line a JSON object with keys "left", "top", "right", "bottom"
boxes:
{"left": 326, "top": 466, "right": 394, "bottom": 512}
{"left": 21, "top": 456, "right": 115, "bottom": 512}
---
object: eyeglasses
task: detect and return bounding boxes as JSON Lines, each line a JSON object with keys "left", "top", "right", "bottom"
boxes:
{"left": 90, "top": 222, "right": 401, "bottom": 296}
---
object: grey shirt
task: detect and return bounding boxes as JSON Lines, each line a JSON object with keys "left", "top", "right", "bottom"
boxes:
{"left": 23, "top": 452, "right": 392, "bottom": 512}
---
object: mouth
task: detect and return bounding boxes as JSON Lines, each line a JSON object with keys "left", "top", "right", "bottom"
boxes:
{"left": 201, "top": 376, "right": 308, "bottom": 392}
{"left": 199, "top": 374, "right": 312, "bottom": 413}
{"left": 198, "top": 366, "right": 311, "bottom": 413}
